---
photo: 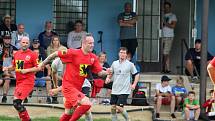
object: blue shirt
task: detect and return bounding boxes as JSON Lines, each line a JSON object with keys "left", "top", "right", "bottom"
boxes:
{"left": 172, "top": 86, "right": 187, "bottom": 95}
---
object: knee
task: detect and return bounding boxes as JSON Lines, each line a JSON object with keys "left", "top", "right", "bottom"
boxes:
{"left": 13, "top": 99, "right": 26, "bottom": 112}
{"left": 157, "top": 96, "right": 162, "bottom": 102}
{"left": 184, "top": 107, "right": 190, "bottom": 112}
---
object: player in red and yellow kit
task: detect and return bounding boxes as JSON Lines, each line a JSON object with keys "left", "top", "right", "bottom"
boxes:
{"left": 3, "top": 37, "right": 40, "bottom": 121}
{"left": 208, "top": 57, "right": 215, "bottom": 95}
{"left": 39, "top": 33, "right": 110, "bottom": 121}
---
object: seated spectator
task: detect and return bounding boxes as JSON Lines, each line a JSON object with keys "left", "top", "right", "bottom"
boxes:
{"left": 46, "top": 35, "right": 67, "bottom": 56}
{"left": 67, "top": 20, "right": 87, "bottom": 49}
{"left": 183, "top": 91, "right": 200, "bottom": 121}
{"left": 38, "top": 21, "right": 57, "bottom": 49}
{"left": 155, "top": 75, "right": 176, "bottom": 119}
{"left": 0, "top": 35, "right": 17, "bottom": 103}
{"left": 0, "top": 15, "right": 17, "bottom": 43}
{"left": 11, "top": 23, "right": 29, "bottom": 49}
{"left": 185, "top": 39, "right": 213, "bottom": 82}
{"left": 30, "top": 39, "right": 53, "bottom": 104}
{"left": 202, "top": 89, "right": 215, "bottom": 120}
{"left": 172, "top": 76, "right": 187, "bottom": 111}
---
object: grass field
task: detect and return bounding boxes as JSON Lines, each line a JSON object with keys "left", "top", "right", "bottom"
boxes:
{"left": 0, "top": 116, "right": 111, "bottom": 121}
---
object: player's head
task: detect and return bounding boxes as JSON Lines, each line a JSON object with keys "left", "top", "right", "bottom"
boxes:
{"left": 119, "top": 47, "right": 128, "bottom": 60}
{"left": 188, "top": 91, "right": 195, "bottom": 101}
{"left": 81, "top": 33, "right": 94, "bottom": 53}
{"left": 20, "top": 36, "right": 30, "bottom": 51}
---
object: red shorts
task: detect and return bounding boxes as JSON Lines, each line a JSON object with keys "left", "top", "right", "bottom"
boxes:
{"left": 14, "top": 82, "right": 34, "bottom": 100}
{"left": 161, "top": 96, "right": 171, "bottom": 105}
{"left": 63, "top": 87, "right": 85, "bottom": 109}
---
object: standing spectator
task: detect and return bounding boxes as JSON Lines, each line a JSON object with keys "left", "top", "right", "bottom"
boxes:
{"left": 183, "top": 91, "right": 200, "bottom": 121}
{"left": 161, "top": 2, "right": 177, "bottom": 73}
{"left": 38, "top": 21, "right": 57, "bottom": 49}
{"left": 186, "top": 39, "right": 213, "bottom": 81}
{"left": 0, "top": 15, "right": 17, "bottom": 43}
{"left": 3, "top": 36, "right": 40, "bottom": 121}
{"left": 46, "top": 35, "right": 67, "bottom": 56}
{"left": 105, "top": 47, "right": 140, "bottom": 121}
{"left": 118, "top": 2, "right": 137, "bottom": 59}
{"left": 30, "top": 39, "right": 53, "bottom": 104}
{"left": 208, "top": 57, "right": 215, "bottom": 92}
{"left": 0, "top": 35, "right": 17, "bottom": 103}
{"left": 172, "top": 76, "right": 187, "bottom": 111}
{"left": 11, "top": 23, "right": 29, "bottom": 49}
{"left": 202, "top": 89, "right": 215, "bottom": 120}
{"left": 67, "top": 20, "right": 87, "bottom": 49}
{"left": 155, "top": 75, "right": 176, "bottom": 119}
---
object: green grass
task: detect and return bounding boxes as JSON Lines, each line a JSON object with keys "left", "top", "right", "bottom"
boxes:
{"left": 0, "top": 116, "right": 111, "bottom": 121}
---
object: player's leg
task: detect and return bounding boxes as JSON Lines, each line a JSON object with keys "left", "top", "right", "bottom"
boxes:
{"left": 69, "top": 96, "right": 92, "bottom": 121}
{"left": 115, "top": 94, "right": 129, "bottom": 121}
{"left": 110, "top": 94, "right": 118, "bottom": 121}
{"left": 82, "top": 86, "right": 93, "bottom": 121}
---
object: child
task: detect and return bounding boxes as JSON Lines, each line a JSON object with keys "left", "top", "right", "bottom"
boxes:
{"left": 202, "top": 89, "right": 215, "bottom": 120}
{"left": 172, "top": 76, "right": 187, "bottom": 111}
{"left": 183, "top": 91, "right": 200, "bottom": 121}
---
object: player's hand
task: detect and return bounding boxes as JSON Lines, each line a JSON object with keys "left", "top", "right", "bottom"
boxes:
{"left": 106, "top": 68, "right": 112, "bottom": 75}
{"left": 105, "top": 77, "right": 111, "bottom": 84}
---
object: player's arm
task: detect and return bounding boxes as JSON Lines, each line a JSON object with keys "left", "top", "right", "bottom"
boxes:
{"left": 3, "top": 65, "right": 15, "bottom": 72}
{"left": 20, "top": 66, "right": 41, "bottom": 74}
{"left": 39, "top": 51, "right": 58, "bottom": 67}
{"left": 207, "top": 63, "right": 215, "bottom": 85}
{"left": 131, "top": 73, "right": 140, "bottom": 89}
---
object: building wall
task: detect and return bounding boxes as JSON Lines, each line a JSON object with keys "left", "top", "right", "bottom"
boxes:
{"left": 16, "top": 0, "right": 53, "bottom": 40}
{"left": 88, "top": 0, "right": 132, "bottom": 63}
{"left": 197, "top": 0, "right": 215, "bottom": 55}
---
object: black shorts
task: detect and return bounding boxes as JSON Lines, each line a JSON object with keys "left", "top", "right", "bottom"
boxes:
{"left": 82, "top": 87, "right": 91, "bottom": 97}
{"left": 110, "top": 94, "right": 129, "bottom": 106}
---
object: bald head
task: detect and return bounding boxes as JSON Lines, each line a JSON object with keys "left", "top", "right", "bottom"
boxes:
{"left": 81, "top": 33, "right": 94, "bottom": 54}
{"left": 20, "top": 36, "right": 30, "bottom": 51}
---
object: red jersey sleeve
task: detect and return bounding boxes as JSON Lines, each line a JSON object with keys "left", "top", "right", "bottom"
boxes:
{"left": 31, "top": 51, "right": 39, "bottom": 67}
{"left": 210, "top": 57, "right": 215, "bottom": 67}
{"left": 58, "top": 49, "right": 74, "bottom": 63}
{"left": 91, "top": 55, "right": 102, "bottom": 74}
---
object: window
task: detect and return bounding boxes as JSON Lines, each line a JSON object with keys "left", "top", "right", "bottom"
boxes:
{"left": 53, "top": 0, "right": 88, "bottom": 38}
{"left": 0, "top": 0, "right": 16, "bottom": 24}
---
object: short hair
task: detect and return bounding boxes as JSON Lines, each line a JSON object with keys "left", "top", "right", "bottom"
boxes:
{"left": 164, "top": 2, "right": 171, "bottom": 8}
{"left": 124, "top": 2, "right": 132, "bottom": 8}
{"left": 195, "top": 39, "right": 201, "bottom": 44}
{"left": 98, "top": 51, "right": 107, "bottom": 57}
{"left": 45, "top": 20, "right": 52, "bottom": 27}
{"left": 119, "top": 47, "right": 128, "bottom": 53}
{"left": 75, "top": 20, "right": 83, "bottom": 25}
{"left": 81, "top": 33, "right": 93, "bottom": 43}
{"left": 188, "top": 91, "right": 195, "bottom": 95}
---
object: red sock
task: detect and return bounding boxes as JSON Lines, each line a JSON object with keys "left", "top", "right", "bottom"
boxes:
{"left": 60, "top": 113, "right": 72, "bottom": 121}
{"left": 18, "top": 110, "right": 31, "bottom": 121}
{"left": 69, "top": 105, "right": 91, "bottom": 121}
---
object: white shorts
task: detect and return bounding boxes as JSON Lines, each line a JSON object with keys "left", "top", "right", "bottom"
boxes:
{"left": 162, "top": 37, "right": 174, "bottom": 55}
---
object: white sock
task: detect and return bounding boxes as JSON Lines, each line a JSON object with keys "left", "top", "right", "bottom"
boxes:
{"left": 85, "top": 112, "right": 93, "bottom": 121}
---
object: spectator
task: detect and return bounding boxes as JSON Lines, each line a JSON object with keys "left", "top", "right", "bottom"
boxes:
{"left": 161, "top": 2, "right": 177, "bottom": 73}
{"left": 105, "top": 47, "right": 140, "bottom": 121}
{"left": 46, "top": 35, "right": 67, "bottom": 56}
{"left": 202, "top": 89, "right": 215, "bottom": 120}
{"left": 67, "top": 20, "right": 87, "bottom": 49}
{"left": 11, "top": 23, "right": 29, "bottom": 49}
{"left": 118, "top": 2, "right": 137, "bottom": 59}
{"left": 208, "top": 57, "right": 215, "bottom": 92}
{"left": 38, "top": 21, "right": 57, "bottom": 49}
{"left": 172, "top": 76, "right": 187, "bottom": 111}
{"left": 0, "top": 35, "right": 17, "bottom": 103}
{"left": 185, "top": 39, "right": 213, "bottom": 81}
{"left": 0, "top": 15, "right": 17, "bottom": 43}
{"left": 183, "top": 91, "right": 200, "bottom": 121}
{"left": 30, "top": 39, "right": 53, "bottom": 104}
{"left": 155, "top": 75, "right": 176, "bottom": 119}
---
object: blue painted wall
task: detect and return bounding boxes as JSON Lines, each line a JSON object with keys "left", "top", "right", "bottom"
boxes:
{"left": 197, "top": 0, "right": 215, "bottom": 55}
{"left": 16, "top": 0, "right": 52, "bottom": 40}
{"left": 88, "top": 0, "right": 132, "bottom": 64}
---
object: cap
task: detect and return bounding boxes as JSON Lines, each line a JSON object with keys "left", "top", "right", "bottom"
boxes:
{"left": 32, "top": 39, "right": 39, "bottom": 44}
{"left": 195, "top": 39, "right": 201, "bottom": 44}
{"left": 3, "top": 34, "right": 11, "bottom": 39}
{"left": 161, "top": 75, "right": 171, "bottom": 82}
